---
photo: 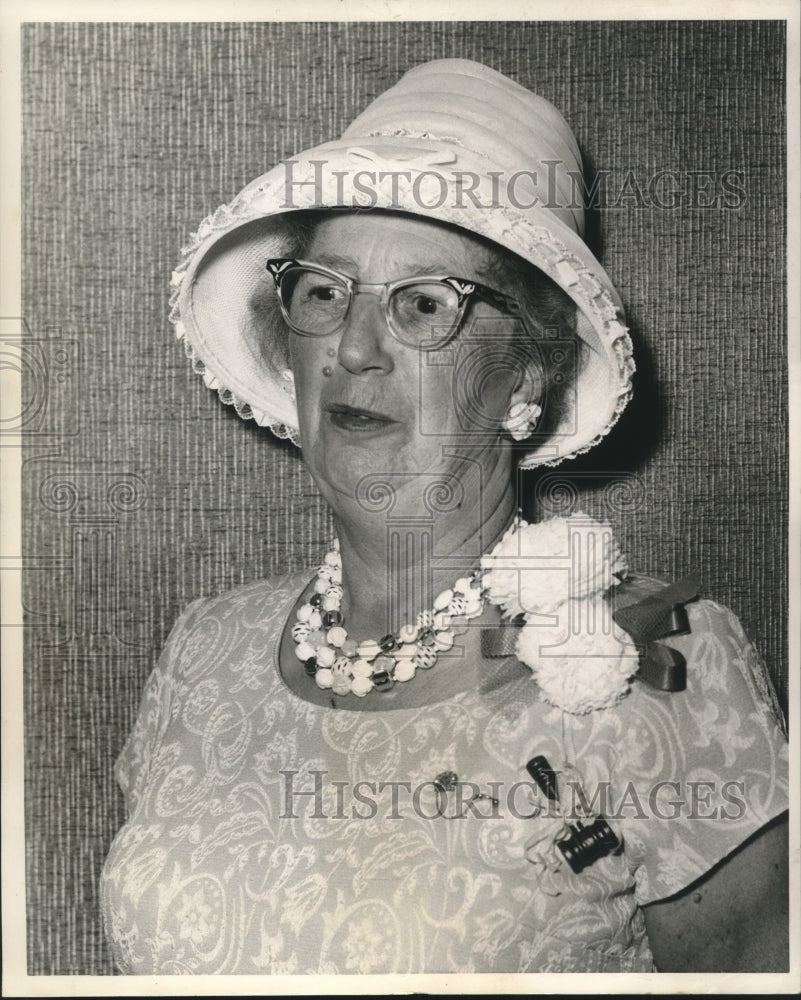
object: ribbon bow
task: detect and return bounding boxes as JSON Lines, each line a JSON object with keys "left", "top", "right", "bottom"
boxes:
{"left": 481, "top": 574, "right": 700, "bottom": 694}
{"left": 612, "top": 574, "right": 700, "bottom": 692}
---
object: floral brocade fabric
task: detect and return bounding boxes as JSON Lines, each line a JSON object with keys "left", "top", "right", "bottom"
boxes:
{"left": 100, "top": 572, "right": 788, "bottom": 975}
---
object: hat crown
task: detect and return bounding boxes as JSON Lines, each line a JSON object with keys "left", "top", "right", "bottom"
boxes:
{"left": 174, "top": 58, "right": 633, "bottom": 467}
{"left": 342, "top": 59, "right": 585, "bottom": 236}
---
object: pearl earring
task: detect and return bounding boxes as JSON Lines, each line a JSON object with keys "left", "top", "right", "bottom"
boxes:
{"left": 502, "top": 401, "right": 542, "bottom": 441}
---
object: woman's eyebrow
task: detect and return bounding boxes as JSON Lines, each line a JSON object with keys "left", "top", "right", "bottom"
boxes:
{"left": 312, "top": 251, "right": 359, "bottom": 271}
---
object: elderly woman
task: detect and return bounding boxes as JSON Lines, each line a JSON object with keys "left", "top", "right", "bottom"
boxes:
{"left": 100, "top": 60, "right": 788, "bottom": 975}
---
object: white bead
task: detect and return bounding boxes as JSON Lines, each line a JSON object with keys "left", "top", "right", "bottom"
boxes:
{"left": 316, "top": 646, "right": 336, "bottom": 668}
{"left": 357, "top": 639, "right": 381, "bottom": 661}
{"left": 433, "top": 589, "right": 454, "bottom": 611}
{"left": 325, "top": 583, "right": 344, "bottom": 601}
{"left": 332, "top": 673, "right": 351, "bottom": 696}
{"left": 373, "top": 654, "right": 394, "bottom": 674}
{"left": 396, "top": 642, "right": 418, "bottom": 659}
{"left": 417, "top": 610, "right": 434, "bottom": 628}
{"left": 394, "top": 659, "right": 416, "bottom": 682}
{"left": 414, "top": 646, "right": 437, "bottom": 669}
{"left": 291, "top": 621, "right": 312, "bottom": 642}
{"left": 398, "top": 623, "right": 418, "bottom": 643}
{"left": 324, "top": 550, "right": 341, "bottom": 567}
{"left": 453, "top": 577, "right": 473, "bottom": 595}
{"left": 351, "top": 675, "right": 374, "bottom": 697}
{"left": 297, "top": 604, "right": 314, "bottom": 623}
{"left": 449, "top": 615, "right": 469, "bottom": 636}
{"left": 332, "top": 538, "right": 340, "bottom": 552}
{"left": 327, "top": 625, "right": 347, "bottom": 647}
{"left": 308, "top": 610, "right": 323, "bottom": 630}
{"left": 433, "top": 612, "right": 451, "bottom": 632}
{"left": 351, "top": 657, "right": 373, "bottom": 678}
{"left": 314, "top": 578, "right": 329, "bottom": 594}
{"left": 463, "top": 596, "right": 484, "bottom": 618}
{"left": 315, "top": 668, "right": 334, "bottom": 689}
{"left": 295, "top": 641, "right": 315, "bottom": 661}
{"left": 448, "top": 595, "right": 467, "bottom": 616}
{"left": 332, "top": 656, "right": 352, "bottom": 675}
{"left": 433, "top": 632, "right": 454, "bottom": 651}
{"left": 317, "top": 565, "right": 333, "bottom": 581}
{"left": 322, "top": 593, "right": 339, "bottom": 612}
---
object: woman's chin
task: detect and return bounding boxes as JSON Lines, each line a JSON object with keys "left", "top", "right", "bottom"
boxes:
{"left": 306, "top": 426, "right": 418, "bottom": 499}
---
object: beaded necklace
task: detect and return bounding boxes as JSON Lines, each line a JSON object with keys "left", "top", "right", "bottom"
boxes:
{"left": 292, "top": 539, "right": 486, "bottom": 697}
{"left": 292, "top": 513, "right": 639, "bottom": 712}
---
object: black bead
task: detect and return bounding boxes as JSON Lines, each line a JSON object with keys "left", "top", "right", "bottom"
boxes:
{"left": 303, "top": 657, "right": 318, "bottom": 676}
{"left": 372, "top": 669, "right": 394, "bottom": 690}
{"left": 323, "top": 609, "right": 343, "bottom": 628}
{"left": 379, "top": 633, "right": 399, "bottom": 652}
{"left": 309, "top": 593, "right": 323, "bottom": 608}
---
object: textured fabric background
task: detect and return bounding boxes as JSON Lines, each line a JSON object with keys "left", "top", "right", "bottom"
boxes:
{"left": 20, "top": 21, "right": 787, "bottom": 975}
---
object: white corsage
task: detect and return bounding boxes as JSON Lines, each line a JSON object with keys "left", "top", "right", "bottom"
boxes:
{"left": 481, "top": 513, "right": 639, "bottom": 714}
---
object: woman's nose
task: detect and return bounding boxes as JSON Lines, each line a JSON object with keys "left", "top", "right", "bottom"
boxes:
{"left": 336, "top": 292, "right": 396, "bottom": 375}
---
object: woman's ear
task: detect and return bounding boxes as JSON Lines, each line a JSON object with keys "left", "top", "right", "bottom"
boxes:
{"left": 508, "top": 359, "right": 544, "bottom": 410}
{"left": 503, "top": 362, "right": 544, "bottom": 440}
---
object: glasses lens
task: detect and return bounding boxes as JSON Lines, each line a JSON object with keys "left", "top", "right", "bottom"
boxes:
{"left": 280, "top": 266, "right": 350, "bottom": 335}
{"left": 389, "top": 281, "right": 462, "bottom": 346}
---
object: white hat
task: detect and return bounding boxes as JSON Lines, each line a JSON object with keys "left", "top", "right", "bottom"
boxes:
{"left": 170, "top": 58, "right": 634, "bottom": 468}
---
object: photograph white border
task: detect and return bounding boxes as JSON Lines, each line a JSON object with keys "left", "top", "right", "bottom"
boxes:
{"left": 2, "top": 1, "right": 798, "bottom": 995}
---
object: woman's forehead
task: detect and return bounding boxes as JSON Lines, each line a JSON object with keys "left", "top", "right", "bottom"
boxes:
{"left": 307, "top": 210, "right": 496, "bottom": 278}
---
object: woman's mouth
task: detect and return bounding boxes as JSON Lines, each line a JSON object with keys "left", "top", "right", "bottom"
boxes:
{"left": 325, "top": 403, "right": 400, "bottom": 433}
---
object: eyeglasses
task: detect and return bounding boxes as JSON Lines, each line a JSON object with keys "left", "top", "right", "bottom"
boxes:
{"left": 266, "top": 258, "right": 521, "bottom": 350}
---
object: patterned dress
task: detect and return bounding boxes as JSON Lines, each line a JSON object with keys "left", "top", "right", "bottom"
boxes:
{"left": 100, "top": 571, "right": 788, "bottom": 974}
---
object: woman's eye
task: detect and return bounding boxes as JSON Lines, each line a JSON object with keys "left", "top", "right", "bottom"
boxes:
{"left": 411, "top": 295, "right": 440, "bottom": 315}
{"left": 308, "top": 284, "right": 345, "bottom": 303}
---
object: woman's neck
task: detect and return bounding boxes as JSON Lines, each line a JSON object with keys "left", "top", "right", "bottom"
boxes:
{"left": 331, "top": 472, "right": 517, "bottom": 641}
